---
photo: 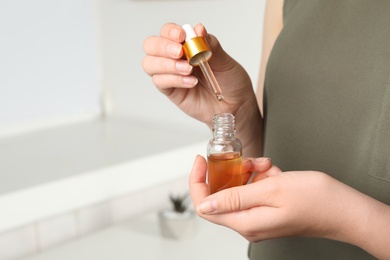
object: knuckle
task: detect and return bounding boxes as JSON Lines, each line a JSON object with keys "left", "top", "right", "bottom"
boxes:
{"left": 159, "top": 23, "right": 173, "bottom": 37}
{"left": 160, "top": 23, "right": 184, "bottom": 41}
{"left": 267, "top": 177, "right": 280, "bottom": 194}
{"left": 225, "top": 189, "right": 243, "bottom": 212}
{"left": 161, "top": 58, "right": 173, "bottom": 72}
{"left": 144, "top": 36, "right": 166, "bottom": 56}
{"left": 149, "top": 39, "right": 161, "bottom": 55}
{"left": 263, "top": 178, "right": 281, "bottom": 204}
{"left": 152, "top": 74, "right": 179, "bottom": 91}
{"left": 143, "top": 56, "right": 176, "bottom": 76}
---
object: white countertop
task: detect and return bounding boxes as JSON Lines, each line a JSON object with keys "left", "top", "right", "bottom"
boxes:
{"left": 0, "top": 117, "right": 209, "bottom": 232}
{"left": 0, "top": 117, "right": 208, "bottom": 195}
{"left": 22, "top": 211, "right": 249, "bottom": 260}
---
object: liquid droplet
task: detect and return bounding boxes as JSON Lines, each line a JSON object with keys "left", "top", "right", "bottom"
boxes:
{"left": 216, "top": 94, "right": 224, "bottom": 101}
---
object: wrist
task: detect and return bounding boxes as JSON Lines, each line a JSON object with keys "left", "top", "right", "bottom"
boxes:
{"left": 326, "top": 184, "right": 390, "bottom": 259}
{"left": 349, "top": 197, "right": 390, "bottom": 259}
{"left": 234, "top": 93, "right": 263, "bottom": 158}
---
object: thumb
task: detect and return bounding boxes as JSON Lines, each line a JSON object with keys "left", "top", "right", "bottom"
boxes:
{"left": 194, "top": 23, "right": 230, "bottom": 65}
{"left": 194, "top": 23, "right": 215, "bottom": 48}
{"left": 189, "top": 155, "right": 209, "bottom": 207}
{"left": 196, "top": 182, "right": 267, "bottom": 215}
{"left": 194, "top": 23, "right": 207, "bottom": 38}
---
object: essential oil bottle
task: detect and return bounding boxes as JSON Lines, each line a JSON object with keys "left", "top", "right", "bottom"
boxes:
{"left": 207, "top": 113, "right": 243, "bottom": 194}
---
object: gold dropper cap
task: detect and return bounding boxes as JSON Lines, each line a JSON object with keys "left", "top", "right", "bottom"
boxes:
{"left": 182, "top": 24, "right": 224, "bottom": 101}
{"left": 183, "top": 36, "right": 212, "bottom": 65}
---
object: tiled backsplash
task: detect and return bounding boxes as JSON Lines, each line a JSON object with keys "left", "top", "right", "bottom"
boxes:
{"left": 77, "top": 202, "right": 111, "bottom": 236}
{"left": 0, "top": 177, "right": 188, "bottom": 260}
{"left": 0, "top": 225, "right": 37, "bottom": 260}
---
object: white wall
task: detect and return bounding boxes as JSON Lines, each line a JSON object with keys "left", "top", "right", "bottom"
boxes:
{"left": 99, "top": 0, "right": 265, "bottom": 133}
{"left": 0, "top": 0, "right": 265, "bottom": 136}
{"left": 0, "top": 0, "right": 101, "bottom": 136}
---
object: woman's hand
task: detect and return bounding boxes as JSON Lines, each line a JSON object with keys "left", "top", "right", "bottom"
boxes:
{"left": 189, "top": 155, "right": 390, "bottom": 259}
{"left": 240, "top": 157, "right": 279, "bottom": 185}
{"left": 142, "top": 23, "right": 255, "bottom": 127}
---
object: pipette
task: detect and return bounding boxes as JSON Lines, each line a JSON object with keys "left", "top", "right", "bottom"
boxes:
{"left": 182, "top": 24, "right": 224, "bottom": 101}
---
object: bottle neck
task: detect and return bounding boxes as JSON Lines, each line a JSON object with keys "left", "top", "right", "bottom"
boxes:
{"left": 212, "top": 113, "right": 236, "bottom": 140}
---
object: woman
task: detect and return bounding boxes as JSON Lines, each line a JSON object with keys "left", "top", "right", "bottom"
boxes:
{"left": 142, "top": 0, "right": 390, "bottom": 259}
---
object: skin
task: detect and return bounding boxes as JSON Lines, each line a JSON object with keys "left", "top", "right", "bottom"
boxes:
{"left": 190, "top": 156, "right": 390, "bottom": 259}
{"left": 142, "top": 23, "right": 262, "bottom": 157}
{"left": 142, "top": 0, "right": 390, "bottom": 258}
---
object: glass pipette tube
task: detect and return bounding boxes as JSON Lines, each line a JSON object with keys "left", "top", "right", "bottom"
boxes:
{"left": 199, "top": 58, "right": 224, "bottom": 101}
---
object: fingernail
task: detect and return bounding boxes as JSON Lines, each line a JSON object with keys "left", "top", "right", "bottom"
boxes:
{"left": 255, "top": 157, "right": 271, "bottom": 162}
{"left": 176, "top": 61, "right": 192, "bottom": 73}
{"left": 242, "top": 159, "right": 253, "bottom": 169}
{"left": 182, "top": 76, "right": 198, "bottom": 86}
{"left": 170, "top": 28, "right": 181, "bottom": 41}
{"left": 198, "top": 23, "right": 207, "bottom": 36}
{"left": 197, "top": 199, "right": 218, "bottom": 214}
{"left": 167, "top": 43, "right": 181, "bottom": 57}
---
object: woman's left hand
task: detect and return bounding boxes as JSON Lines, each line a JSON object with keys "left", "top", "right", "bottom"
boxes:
{"left": 189, "top": 155, "right": 381, "bottom": 245}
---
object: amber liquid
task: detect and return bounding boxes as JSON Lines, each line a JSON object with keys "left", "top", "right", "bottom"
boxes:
{"left": 207, "top": 152, "right": 243, "bottom": 194}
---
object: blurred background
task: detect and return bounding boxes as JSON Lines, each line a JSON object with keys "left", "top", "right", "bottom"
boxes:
{"left": 0, "top": 0, "right": 265, "bottom": 259}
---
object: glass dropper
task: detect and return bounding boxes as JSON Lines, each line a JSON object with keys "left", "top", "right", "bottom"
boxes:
{"left": 199, "top": 58, "right": 223, "bottom": 101}
{"left": 182, "top": 24, "right": 224, "bottom": 101}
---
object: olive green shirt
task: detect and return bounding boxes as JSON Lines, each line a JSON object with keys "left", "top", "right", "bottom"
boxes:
{"left": 249, "top": 0, "right": 390, "bottom": 259}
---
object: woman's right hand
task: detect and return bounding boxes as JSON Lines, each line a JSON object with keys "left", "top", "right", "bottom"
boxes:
{"left": 142, "top": 23, "right": 256, "bottom": 128}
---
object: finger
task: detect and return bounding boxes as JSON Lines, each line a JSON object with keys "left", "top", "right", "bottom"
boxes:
{"left": 252, "top": 165, "right": 282, "bottom": 182}
{"left": 242, "top": 157, "right": 273, "bottom": 183}
{"left": 189, "top": 155, "right": 210, "bottom": 208}
{"left": 143, "top": 36, "right": 183, "bottom": 59}
{"left": 249, "top": 157, "right": 273, "bottom": 172}
{"left": 142, "top": 56, "right": 193, "bottom": 76}
{"left": 241, "top": 159, "right": 253, "bottom": 184}
{"left": 199, "top": 205, "right": 280, "bottom": 242}
{"left": 193, "top": 23, "right": 227, "bottom": 66}
{"left": 266, "top": 165, "right": 282, "bottom": 176}
{"left": 159, "top": 23, "right": 186, "bottom": 42}
{"left": 194, "top": 23, "right": 217, "bottom": 51}
{"left": 239, "top": 157, "right": 273, "bottom": 174}
{"left": 196, "top": 178, "right": 277, "bottom": 214}
{"left": 151, "top": 74, "right": 198, "bottom": 91}
{"left": 242, "top": 158, "right": 253, "bottom": 173}
{"left": 252, "top": 172, "right": 268, "bottom": 182}
{"left": 194, "top": 23, "right": 207, "bottom": 37}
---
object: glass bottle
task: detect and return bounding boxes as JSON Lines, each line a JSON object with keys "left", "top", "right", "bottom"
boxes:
{"left": 207, "top": 113, "right": 243, "bottom": 194}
